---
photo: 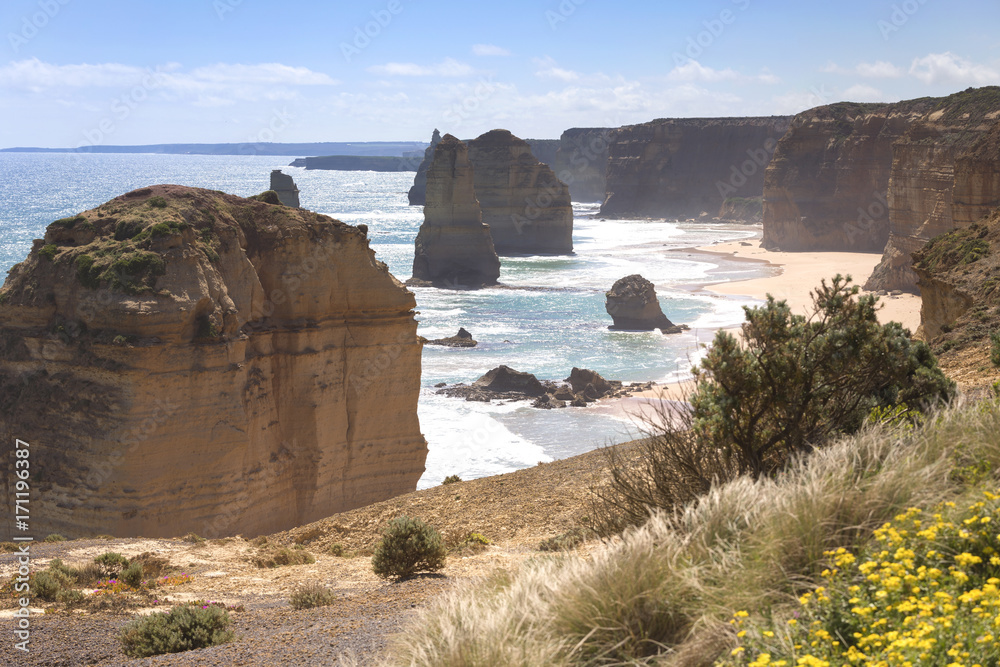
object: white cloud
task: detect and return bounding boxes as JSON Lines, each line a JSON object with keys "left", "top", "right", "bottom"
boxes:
{"left": 822, "top": 60, "right": 903, "bottom": 78}
{"left": 472, "top": 44, "right": 510, "bottom": 57}
{"left": 666, "top": 61, "right": 779, "bottom": 85}
{"left": 842, "top": 84, "right": 884, "bottom": 101}
{"left": 855, "top": 61, "right": 903, "bottom": 78}
{"left": 366, "top": 58, "right": 473, "bottom": 77}
{"left": 533, "top": 56, "right": 579, "bottom": 82}
{"left": 189, "top": 63, "right": 337, "bottom": 86}
{"left": 909, "top": 52, "right": 1000, "bottom": 85}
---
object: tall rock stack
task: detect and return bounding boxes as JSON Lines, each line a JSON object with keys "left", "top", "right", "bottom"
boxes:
{"left": 0, "top": 185, "right": 426, "bottom": 539}
{"left": 407, "top": 129, "right": 443, "bottom": 205}
{"left": 410, "top": 135, "right": 501, "bottom": 288}
{"left": 467, "top": 129, "right": 574, "bottom": 254}
{"left": 270, "top": 169, "right": 300, "bottom": 208}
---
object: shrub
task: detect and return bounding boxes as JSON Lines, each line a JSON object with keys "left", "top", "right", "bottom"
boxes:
{"left": 38, "top": 244, "right": 58, "bottom": 261}
{"left": 148, "top": 196, "right": 168, "bottom": 209}
{"left": 991, "top": 330, "right": 1000, "bottom": 367}
{"left": 56, "top": 589, "right": 86, "bottom": 605}
{"left": 372, "top": 516, "right": 447, "bottom": 580}
{"left": 593, "top": 276, "right": 954, "bottom": 534}
{"left": 32, "top": 571, "right": 65, "bottom": 601}
{"left": 94, "top": 552, "right": 129, "bottom": 580}
{"left": 441, "top": 475, "right": 462, "bottom": 485}
{"left": 122, "top": 561, "right": 145, "bottom": 588}
{"left": 252, "top": 546, "right": 315, "bottom": 568}
{"left": 329, "top": 543, "right": 346, "bottom": 557}
{"left": 131, "top": 552, "right": 171, "bottom": 580}
{"left": 44, "top": 533, "right": 66, "bottom": 543}
{"left": 290, "top": 582, "right": 337, "bottom": 610}
{"left": 119, "top": 604, "right": 234, "bottom": 658}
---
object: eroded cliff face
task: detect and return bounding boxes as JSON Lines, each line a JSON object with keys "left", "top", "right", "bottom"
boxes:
{"left": 467, "top": 129, "right": 573, "bottom": 254}
{"left": 552, "top": 128, "right": 612, "bottom": 203}
{"left": 761, "top": 88, "right": 1000, "bottom": 291}
{"left": 0, "top": 185, "right": 426, "bottom": 539}
{"left": 911, "top": 210, "right": 1000, "bottom": 388}
{"left": 600, "top": 116, "right": 791, "bottom": 219}
{"left": 867, "top": 101, "right": 1000, "bottom": 292}
{"left": 407, "top": 129, "right": 443, "bottom": 205}
{"left": 410, "top": 135, "right": 500, "bottom": 288}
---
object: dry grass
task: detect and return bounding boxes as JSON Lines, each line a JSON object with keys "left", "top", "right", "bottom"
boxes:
{"left": 377, "top": 397, "right": 1000, "bottom": 666}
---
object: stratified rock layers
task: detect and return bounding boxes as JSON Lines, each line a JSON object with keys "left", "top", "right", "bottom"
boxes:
{"left": 761, "top": 88, "right": 1000, "bottom": 292}
{"left": 467, "top": 130, "right": 574, "bottom": 254}
{"left": 601, "top": 116, "right": 791, "bottom": 219}
{"left": 411, "top": 135, "right": 500, "bottom": 287}
{"left": 0, "top": 185, "right": 426, "bottom": 539}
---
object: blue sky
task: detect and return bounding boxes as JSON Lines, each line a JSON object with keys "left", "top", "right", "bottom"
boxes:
{"left": 1, "top": 0, "right": 999, "bottom": 147}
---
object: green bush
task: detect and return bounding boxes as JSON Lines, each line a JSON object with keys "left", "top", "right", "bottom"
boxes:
{"left": 122, "top": 561, "right": 145, "bottom": 588}
{"left": 990, "top": 330, "right": 1000, "bottom": 367}
{"left": 372, "top": 516, "right": 447, "bottom": 580}
{"left": 148, "top": 196, "right": 168, "bottom": 209}
{"left": 594, "top": 276, "right": 955, "bottom": 534}
{"left": 119, "top": 604, "right": 234, "bottom": 658}
{"left": 32, "top": 570, "right": 65, "bottom": 601}
{"left": 538, "top": 527, "right": 590, "bottom": 552}
{"left": 94, "top": 552, "right": 129, "bottom": 580}
{"left": 38, "top": 244, "right": 58, "bottom": 261}
{"left": 44, "top": 533, "right": 66, "bottom": 543}
{"left": 441, "top": 475, "right": 462, "bottom": 485}
{"left": 252, "top": 546, "right": 315, "bottom": 568}
{"left": 290, "top": 582, "right": 337, "bottom": 610}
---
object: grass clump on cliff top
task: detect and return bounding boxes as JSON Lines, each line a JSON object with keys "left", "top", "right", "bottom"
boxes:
{"left": 120, "top": 603, "right": 234, "bottom": 658}
{"left": 381, "top": 398, "right": 1000, "bottom": 666}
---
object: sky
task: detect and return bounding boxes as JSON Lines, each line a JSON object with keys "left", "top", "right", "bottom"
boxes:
{"left": 1, "top": 0, "right": 999, "bottom": 147}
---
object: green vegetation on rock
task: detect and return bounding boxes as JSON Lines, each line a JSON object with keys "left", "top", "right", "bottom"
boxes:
{"left": 372, "top": 516, "right": 447, "bottom": 580}
{"left": 119, "top": 604, "right": 234, "bottom": 658}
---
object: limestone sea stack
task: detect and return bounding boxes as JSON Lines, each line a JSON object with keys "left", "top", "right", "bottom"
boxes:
{"left": 606, "top": 274, "right": 685, "bottom": 333}
{"left": 467, "top": 129, "right": 574, "bottom": 254}
{"left": 407, "top": 129, "right": 443, "bottom": 205}
{"left": 0, "top": 185, "right": 426, "bottom": 539}
{"left": 409, "top": 134, "right": 501, "bottom": 288}
{"left": 269, "top": 169, "right": 300, "bottom": 208}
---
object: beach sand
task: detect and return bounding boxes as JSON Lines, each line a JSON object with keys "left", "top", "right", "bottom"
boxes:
{"left": 612, "top": 234, "right": 924, "bottom": 410}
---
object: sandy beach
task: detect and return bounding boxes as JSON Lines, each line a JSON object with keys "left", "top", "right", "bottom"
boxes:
{"left": 615, "top": 233, "right": 924, "bottom": 409}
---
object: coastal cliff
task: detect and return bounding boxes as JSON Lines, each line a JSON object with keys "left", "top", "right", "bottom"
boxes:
{"left": 0, "top": 185, "right": 426, "bottom": 539}
{"left": 761, "top": 88, "right": 1000, "bottom": 290}
{"left": 467, "top": 129, "right": 574, "bottom": 254}
{"left": 911, "top": 209, "right": 1000, "bottom": 387}
{"left": 410, "top": 135, "right": 500, "bottom": 288}
{"left": 553, "top": 128, "right": 612, "bottom": 203}
{"left": 600, "top": 116, "right": 791, "bottom": 219}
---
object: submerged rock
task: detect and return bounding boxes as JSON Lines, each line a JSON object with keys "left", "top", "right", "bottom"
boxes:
{"left": 0, "top": 184, "right": 425, "bottom": 539}
{"left": 426, "top": 327, "right": 478, "bottom": 347}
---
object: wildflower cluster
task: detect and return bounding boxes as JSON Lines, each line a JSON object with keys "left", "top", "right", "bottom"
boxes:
{"left": 720, "top": 491, "right": 1000, "bottom": 666}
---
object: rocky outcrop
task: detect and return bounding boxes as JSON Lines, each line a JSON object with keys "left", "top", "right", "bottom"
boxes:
{"left": 407, "top": 129, "right": 443, "bottom": 205}
{"left": 467, "top": 130, "right": 574, "bottom": 254}
{"left": 437, "top": 365, "right": 654, "bottom": 408}
{"left": 760, "top": 88, "right": 1000, "bottom": 290}
{"left": 0, "top": 185, "right": 426, "bottom": 539}
{"left": 409, "top": 135, "right": 501, "bottom": 288}
{"left": 601, "top": 116, "right": 791, "bottom": 219}
{"left": 552, "top": 128, "right": 612, "bottom": 202}
{"left": 426, "top": 328, "right": 477, "bottom": 347}
{"left": 606, "top": 275, "right": 687, "bottom": 333}
{"left": 269, "top": 169, "right": 300, "bottom": 208}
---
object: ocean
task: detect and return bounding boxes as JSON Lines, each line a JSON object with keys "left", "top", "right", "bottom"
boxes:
{"left": 0, "top": 152, "right": 773, "bottom": 488}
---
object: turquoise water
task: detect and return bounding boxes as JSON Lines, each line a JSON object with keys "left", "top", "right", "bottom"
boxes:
{"left": 0, "top": 153, "right": 770, "bottom": 487}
